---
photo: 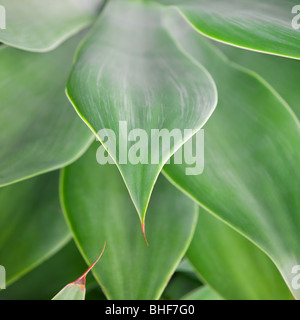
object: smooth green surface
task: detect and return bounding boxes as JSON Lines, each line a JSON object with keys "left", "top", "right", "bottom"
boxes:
{"left": 165, "top": 0, "right": 300, "bottom": 59}
{"left": 176, "top": 259, "right": 196, "bottom": 274}
{"left": 0, "top": 0, "right": 104, "bottom": 51}
{"left": 67, "top": 0, "right": 217, "bottom": 222}
{"left": 163, "top": 13, "right": 300, "bottom": 298}
{"left": 52, "top": 283, "right": 85, "bottom": 300}
{"left": 60, "top": 143, "right": 197, "bottom": 300}
{"left": 0, "top": 33, "right": 93, "bottom": 188}
{"left": 0, "top": 172, "right": 70, "bottom": 285}
{"left": 182, "top": 286, "right": 222, "bottom": 300}
{"left": 0, "top": 241, "right": 103, "bottom": 300}
{"left": 187, "top": 207, "right": 293, "bottom": 300}
{"left": 216, "top": 42, "right": 300, "bottom": 119}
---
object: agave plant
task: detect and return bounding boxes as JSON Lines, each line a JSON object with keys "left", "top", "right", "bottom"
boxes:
{"left": 0, "top": 0, "right": 299, "bottom": 301}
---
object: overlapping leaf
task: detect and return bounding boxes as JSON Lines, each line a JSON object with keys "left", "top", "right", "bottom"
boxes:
{"left": 187, "top": 207, "right": 293, "bottom": 300}
{"left": 217, "top": 43, "right": 300, "bottom": 119}
{"left": 0, "top": 0, "right": 104, "bottom": 52}
{"left": 66, "top": 0, "right": 217, "bottom": 223}
{"left": 163, "top": 13, "right": 300, "bottom": 298}
{"left": 162, "top": 0, "right": 300, "bottom": 59}
{"left": 0, "top": 172, "right": 70, "bottom": 286}
{"left": 60, "top": 142, "right": 197, "bottom": 300}
{"left": 0, "top": 33, "right": 93, "bottom": 188}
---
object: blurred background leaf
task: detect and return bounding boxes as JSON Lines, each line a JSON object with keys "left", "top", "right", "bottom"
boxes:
{"left": 0, "top": 32, "right": 93, "bottom": 188}
{"left": 0, "top": 240, "right": 105, "bottom": 300}
{"left": 0, "top": 0, "right": 104, "bottom": 51}
{"left": 0, "top": 172, "right": 70, "bottom": 287}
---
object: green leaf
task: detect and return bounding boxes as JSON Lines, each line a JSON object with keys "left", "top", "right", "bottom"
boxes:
{"left": 0, "top": 33, "right": 93, "bottom": 188}
{"left": 0, "top": 0, "right": 104, "bottom": 52}
{"left": 0, "top": 172, "right": 70, "bottom": 286}
{"left": 52, "top": 242, "right": 105, "bottom": 300}
{"left": 216, "top": 43, "right": 300, "bottom": 119}
{"left": 52, "top": 283, "right": 85, "bottom": 300}
{"left": 181, "top": 286, "right": 222, "bottom": 300}
{"left": 163, "top": 13, "right": 300, "bottom": 298}
{"left": 166, "top": 0, "right": 300, "bottom": 59}
{"left": 176, "top": 259, "right": 196, "bottom": 274}
{"left": 187, "top": 207, "right": 293, "bottom": 300}
{"left": 0, "top": 241, "right": 104, "bottom": 300}
{"left": 60, "top": 142, "right": 197, "bottom": 300}
{"left": 66, "top": 0, "right": 217, "bottom": 223}
{"left": 162, "top": 272, "right": 201, "bottom": 300}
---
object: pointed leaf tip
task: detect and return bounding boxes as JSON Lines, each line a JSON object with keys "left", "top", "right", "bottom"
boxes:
{"left": 73, "top": 241, "right": 106, "bottom": 284}
{"left": 52, "top": 242, "right": 106, "bottom": 300}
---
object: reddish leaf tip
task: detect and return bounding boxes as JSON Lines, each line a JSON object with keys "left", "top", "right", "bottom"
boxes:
{"left": 71, "top": 241, "right": 106, "bottom": 285}
{"left": 141, "top": 222, "right": 149, "bottom": 247}
{"left": 73, "top": 277, "right": 86, "bottom": 291}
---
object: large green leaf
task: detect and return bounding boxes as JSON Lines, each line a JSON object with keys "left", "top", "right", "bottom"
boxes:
{"left": 216, "top": 43, "right": 300, "bottom": 119}
{"left": 187, "top": 207, "right": 293, "bottom": 300}
{"left": 0, "top": 172, "right": 70, "bottom": 286}
{"left": 163, "top": 13, "right": 300, "bottom": 298}
{"left": 0, "top": 0, "right": 104, "bottom": 52}
{"left": 165, "top": 0, "right": 300, "bottom": 59}
{"left": 0, "top": 33, "right": 93, "bottom": 188}
{"left": 60, "top": 142, "right": 197, "bottom": 300}
{"left": 66, "top": 0, "right": 217, "bottom": 223}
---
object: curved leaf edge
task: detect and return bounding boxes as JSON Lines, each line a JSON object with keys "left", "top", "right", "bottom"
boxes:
{"left": 0, "top": 134, "right": 94, "bottom": 189}
{"left": 162, "top": 169, "right": 295, "bottom": 299}
{"left": 59, "top": 166, "right": 199, "bottom": 300}
{"left": 6, "top": 235, "right": 72, "bottom": 287}
{"left": 1, "top": 23, "right": 92, "bottom": 53}
{"left": 0, "top": 0, "right": 108, "bottom": 53}
{"left": 65, "top": 4, "right": 218, "bottom": 225}
{"left": 171, "top": 6, "right": 300, "bottom": 61}
{"left": 180, "top": 285, "right": 224, "bottom": 300}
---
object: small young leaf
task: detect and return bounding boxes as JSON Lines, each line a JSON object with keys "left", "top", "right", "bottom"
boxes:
{"left": 52, "top": 242, "right": 106, "bottom": 300}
